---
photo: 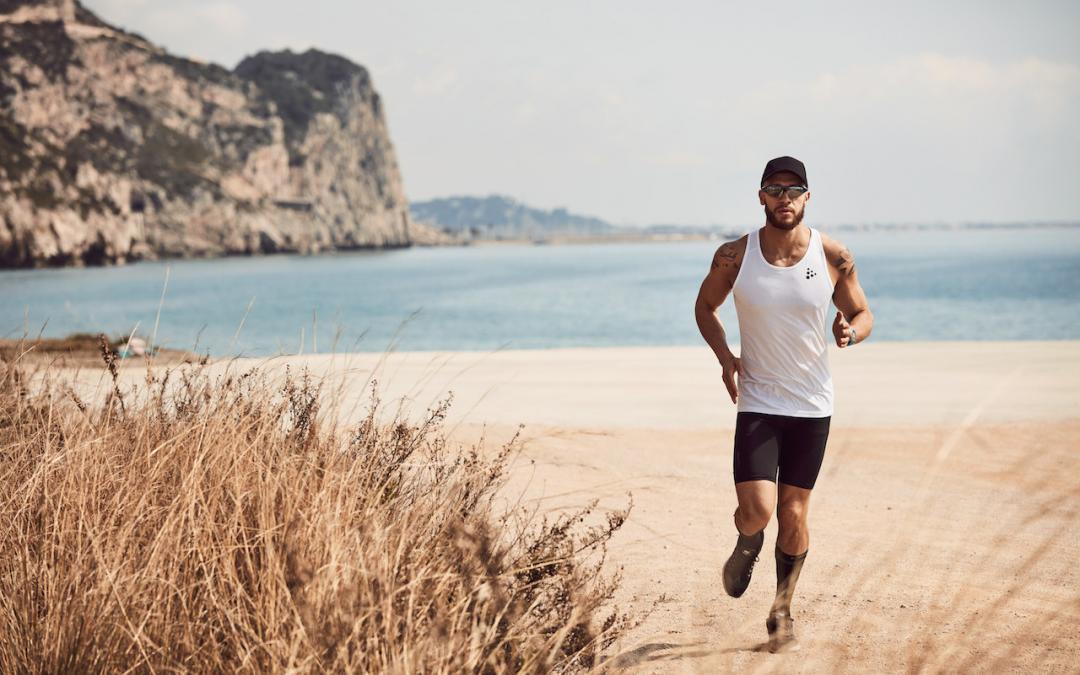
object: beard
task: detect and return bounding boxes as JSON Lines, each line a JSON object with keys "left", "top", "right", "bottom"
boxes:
{"left": 764, "top": 203, "right": 805, "bottom": 230}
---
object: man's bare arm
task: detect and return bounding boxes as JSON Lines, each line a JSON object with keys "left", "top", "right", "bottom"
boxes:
{"left": 695, "top": 241, "right": 739, "bottom": 360}
{"left": 828, "top": 240, "right": 874, "bottom": 345}
{"left": 695, "top": 239, "right": 745, "bottom": 403}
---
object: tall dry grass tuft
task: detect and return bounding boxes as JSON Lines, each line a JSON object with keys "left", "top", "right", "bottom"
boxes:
{"left": 0, "top": 338, "right": 633, "bottom": 673}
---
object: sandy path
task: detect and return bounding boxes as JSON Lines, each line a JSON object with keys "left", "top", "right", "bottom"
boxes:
{"left": 54, "top": 342, "right": 1080, "bottom": 671}
{"left": 455, "top": 419, "right": 1079, "bottom": 673}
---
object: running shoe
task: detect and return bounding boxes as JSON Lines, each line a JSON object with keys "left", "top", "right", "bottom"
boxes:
{"left": 722, "top": 529, "right": 764, "bottom": 598}
{"left": 766, "top": 610, "right": 800, "bottom": 653}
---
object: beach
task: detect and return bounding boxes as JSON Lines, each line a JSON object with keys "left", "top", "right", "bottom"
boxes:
{"left": 55, "top": 341, "right": 1080, "bottom": 671}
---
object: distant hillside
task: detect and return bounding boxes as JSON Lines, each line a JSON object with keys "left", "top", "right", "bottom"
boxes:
{"left": 410, "top": 195, "right": 616, "bottom": 240}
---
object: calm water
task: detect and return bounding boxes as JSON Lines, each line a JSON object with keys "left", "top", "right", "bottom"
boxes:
{"left": 2, "top": 227, "right": 1079, "bottom": 356}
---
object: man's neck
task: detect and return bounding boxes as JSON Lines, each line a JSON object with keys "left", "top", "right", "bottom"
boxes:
{"left": 761, "top": 222, "right": 809, "bottom": 255}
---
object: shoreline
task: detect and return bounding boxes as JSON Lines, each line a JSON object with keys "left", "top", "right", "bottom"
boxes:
{"left": 47, "top": 341, "right": 1080, "bottom": 430}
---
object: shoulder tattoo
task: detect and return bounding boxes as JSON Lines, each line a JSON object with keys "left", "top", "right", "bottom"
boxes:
{"left": 836, "top": 247, "right": 855, "bottom": 276}
{"left": 711, "top": 241, "right": 740, "bottom": 271}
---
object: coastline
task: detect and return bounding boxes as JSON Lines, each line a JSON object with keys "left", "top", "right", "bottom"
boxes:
{"left": 62, "top": 340, "right": 1077, "bottom": 430}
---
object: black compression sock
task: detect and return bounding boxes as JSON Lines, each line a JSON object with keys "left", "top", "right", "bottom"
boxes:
{"left": 772, "top": 545, "right": 807, "bottom": 614}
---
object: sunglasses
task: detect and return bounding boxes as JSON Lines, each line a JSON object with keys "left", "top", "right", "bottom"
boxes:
{"left": 761, "top": 184, "right": 808, "bottom": 199}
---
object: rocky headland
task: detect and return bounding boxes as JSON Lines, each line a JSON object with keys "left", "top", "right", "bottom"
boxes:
{"left": 0, "top": 0, "right": 441, "bottom": 268}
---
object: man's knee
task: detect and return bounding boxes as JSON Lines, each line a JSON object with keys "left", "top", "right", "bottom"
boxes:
{"left": 738, "top": 498, "right": 774, "bottom": 533}
{"left": 777, "top": 500, "right": 808, "bottom": 532}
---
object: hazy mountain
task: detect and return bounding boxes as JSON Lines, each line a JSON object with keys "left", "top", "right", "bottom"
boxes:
{"left": 410, "top": 195, "right": 616, "bottom": 240}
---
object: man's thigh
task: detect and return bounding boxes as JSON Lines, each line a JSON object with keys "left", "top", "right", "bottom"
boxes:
{"left": 733, "top": 411, "right": 784, "bottom": 484}
{"left": 777, "top": 416, "right": 831, "bottom": 490}
{"left": 734, "top": 479, "right": 777, "bottom": 522}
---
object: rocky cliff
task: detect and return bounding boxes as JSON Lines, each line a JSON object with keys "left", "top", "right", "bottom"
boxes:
{"left": 0, "top": 0, "right": 435, "bottom": 268}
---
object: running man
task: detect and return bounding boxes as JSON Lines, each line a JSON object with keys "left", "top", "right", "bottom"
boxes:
{"left": 694, "top": 156, "right": 874, "bottom": 652}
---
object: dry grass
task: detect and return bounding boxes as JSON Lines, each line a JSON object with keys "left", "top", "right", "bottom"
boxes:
{"left": 0, "top": 336, "right": 635, "bottom": 673}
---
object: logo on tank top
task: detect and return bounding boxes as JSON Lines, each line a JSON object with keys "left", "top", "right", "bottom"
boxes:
{"left": 804, "top": 267, "right": 817, "bottom": 279}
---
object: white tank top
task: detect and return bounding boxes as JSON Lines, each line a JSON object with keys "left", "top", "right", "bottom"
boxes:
{"left": 732, "top": 226, "right": 834, "bottom": 417}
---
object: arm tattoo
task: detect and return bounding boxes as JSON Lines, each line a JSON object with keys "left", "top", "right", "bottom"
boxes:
{"left": 712, "top": 242, "right": 739, "bottom": 270}
{"left": 837, "top": 247, "right": 856, "bottom": 276}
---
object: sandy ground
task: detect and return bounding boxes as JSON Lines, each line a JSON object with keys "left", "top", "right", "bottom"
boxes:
{"left": 52, "top": 341, "right": 1080, "bottom": 672}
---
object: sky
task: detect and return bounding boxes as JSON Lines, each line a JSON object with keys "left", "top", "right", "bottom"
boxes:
{"left": 84, "top": 0, "right": 1080, "bottom": 227}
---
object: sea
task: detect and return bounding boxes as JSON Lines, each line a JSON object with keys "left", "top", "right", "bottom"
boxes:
{"left": 2, "top": 226, "right": 1079, "bottom": 356}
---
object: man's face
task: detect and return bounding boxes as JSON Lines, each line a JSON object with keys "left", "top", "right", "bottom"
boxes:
{"left": 759, "top": 171, "right": 810, "bottom": 230}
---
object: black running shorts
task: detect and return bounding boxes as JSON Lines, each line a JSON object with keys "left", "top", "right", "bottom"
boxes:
{"left": 732, "top": 411, "right": 831, "bottom": 490}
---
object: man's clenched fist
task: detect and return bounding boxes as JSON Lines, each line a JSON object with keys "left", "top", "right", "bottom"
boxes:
{"left": 832, "top": 311, "right": 854, "bottom": 348}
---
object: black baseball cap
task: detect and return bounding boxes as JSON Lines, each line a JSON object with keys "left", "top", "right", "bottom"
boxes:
{"left": 760, "top": 156, "right": 808, "bottom": 187}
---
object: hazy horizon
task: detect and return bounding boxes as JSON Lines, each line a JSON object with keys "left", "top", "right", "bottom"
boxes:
{"left": 408, "top": 193, "right": 1080, "bottom": 230}
{"left": 83, "top": 1, "right": 1080, "bottom": 228}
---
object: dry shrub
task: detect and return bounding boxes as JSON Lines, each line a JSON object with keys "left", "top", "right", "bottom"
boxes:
{"left": 0, "top": 339, "right": 633, "bottom": 673}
